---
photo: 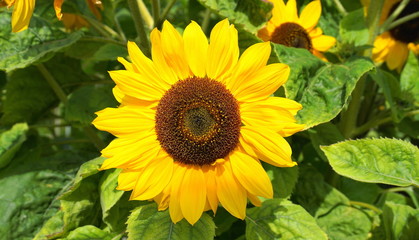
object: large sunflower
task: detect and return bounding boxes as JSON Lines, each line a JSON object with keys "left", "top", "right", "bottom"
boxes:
{"left": 93, "top": 19, "right": 304, "bottom": 225}
{"left": 369, "top": 0, "right": 419, "bottom": 71}
{"left": 258, "top": 0, "right": 336, "bottom": 60}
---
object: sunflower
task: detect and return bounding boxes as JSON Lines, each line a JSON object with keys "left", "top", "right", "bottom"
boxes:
{"left": 257, "top": 0, "right": 336, "bottom": 60}
{"left": 93, "top": 19, "right": 304, "bottom": 225}
{"left": 369, "top": 0, "right": 419, "bottom": 71}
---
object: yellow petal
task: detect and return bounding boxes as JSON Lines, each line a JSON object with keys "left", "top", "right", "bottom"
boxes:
{"left": 54, "top": 0, "right": 63, "bottom": 20}
{"left": 270, "top": 0, "right": 287, "bottom": 26}
{"left": 11, "top": 0, "right": 35, "bottom": 32}
{"left": 112, "top": 86, "right": 124, "bottom": 103}
{"left": 93, "top": 106, "right": 154, "bottom": 137}
{"left": 169, "top": 163, "right": 187, "bottom": 223}
{"left": 312, "top": 35, "right": 336, "bottom": 52}
{"left": 240, "top": 97, "right": 304, "bottom": 136}
{"left": 240, "top": 126, "right": 296, "bottom": 167}
{"left": 150, "top": 28, "right": 178, "bottom": 85}
{"left": 117, "top": 170, "right": 140, "bottom": 191}
{"left": 227, "top": 42, "right": 271, "bottom": 92}
{"left": 247, "top": 191, "right": 262, "bottom": 207}
{"left": 130, "top": 151, "right": 174, "bottom": 200}
{"left": 308, "top": 27, "right": 323, "bottom": 38}
{"left": 215, "top": 160, "right": 247, "bottom": 219}
{"left": 161, "top": 21, "right": 190, "bottom": 80}
{"left": 100, "top": 134, "right": 159, "bottom": 170}
{"left": 202, "top": 165, "right": 218, "bottom": 214}
{"left": 127, "top": 41, "right": 170, "bottom": 91}
{"left": 285, "top": 0, "right": 298, "bottom": 22}
{"left": 117, "top": 57, "right": 134, "bottom": 72}
{"left": 233, "top": 63, "right": 290, "bottom": 103}
{"left": 299, "top": 0, "right": 321, "bottom": 31}
{"left": 372, "top": 33, "right": 392, "bottom": 63}
{"left": 229, "top": 151, "right": 273, "bottom": 198}
{"left": 207, "top": 19, "right": 239, "bottom": 83}
{"left": 109, "top": 70, "right": 164, "bottom": 101}
{"left": 183, "top": 21, "right": 209, "bottom": 77}
{"left": 180, "top": 165, "right": 206, "bottom": 225}
{"left": 386, "top": 41, "right": 409, "bottom": 71}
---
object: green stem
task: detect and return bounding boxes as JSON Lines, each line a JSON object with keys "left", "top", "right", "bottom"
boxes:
{"left": 128, "top": 0, "right": 151, "bottom": 56}
{"left": 332, "top": 0, "right": 347, "bottom": 16}
{"left": 159, "top": 0, "right": 177, "bottom": 26}
{"left": 137, "top": 0, "right": 154, "bottom": 29}
{"left": 84, "top": 16, "right": 122, "bottom": 41}
{"left": 201, "top": 8, "right": 212, "bottom": 34}
{"left": 113, "top": 15, "right": 127, "bottom": 43}
{"left": 380, "top": 0, "right": 410, "bottom": 33}
{"left": 339, "top": 0, "right": 384, "bottom": 138}
{"left": 349, "top": 201, "right": 382, "bottom": 214}
{"left": 80, "top": 36, "right": 126, "bottom": 47}
{"left": 36, "top": 64, "right": 68, "bottom": 103}
{"left": 386, "top": 11, "right": 419, "bottom": 32}
{"left": 152, "top": 0, "right": 160, "bottom": 28}
{"left": 353, "top": 109, "right": 419, "bottom": 136}
{"left": 36, "top": 64, "right": 106, "bottom": 150}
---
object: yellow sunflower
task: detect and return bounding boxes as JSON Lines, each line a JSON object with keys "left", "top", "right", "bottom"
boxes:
{"left": 93, "top": 19, "right": 304, "bottom": 225}
{"left": 369, "top": 0, "right": 419, "bottom": 71}
{"left": 258, "top": 0, "right": 336, "bottom": 60}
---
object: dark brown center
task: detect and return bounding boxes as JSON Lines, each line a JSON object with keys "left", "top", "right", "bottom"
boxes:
{"left": 389, "top": 0, "right": 419, "bottom": 43}
{"left": 155, "top": 77, "right": 241, "bottom": 166}
{"left": 271, "top": 22, "right": 312, "bottom": 51}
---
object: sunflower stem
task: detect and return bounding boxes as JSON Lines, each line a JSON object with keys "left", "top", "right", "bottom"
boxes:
{"left": 152, "top": 0, "right": 160, "bottom": 28}
{"left": 80, "top": 36, "right": 126, "bottom": 47}
{"left": 36, "top": 64, "right": 106, "bottom": 150}
{"left": 339, "top": 0, "right": 384, "bottom": 138}
{"left": 128, "top": 0, "right": 151, "bottom": 56}
{"left": 385, "top": 11, "right": 419, "bottom": 32}
{"left": 332, "top": 0, "right": 347, "bottom": 16}
{"left": 380, "top": 0, "right": 410, "bottom": 34}
{"left": 159, "top": 0, "right": 177, "bottom": 27}
{"left": 137, "top": 0, "right": 154, "bottom": 29}
{"left": 84, "top": 16, "right": 123, "bottom": 41}
{"left": 349, "top": 201, "right": 382, "bottom": 214}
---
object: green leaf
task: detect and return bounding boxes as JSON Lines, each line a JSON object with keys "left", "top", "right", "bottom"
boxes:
{"left": 64, "top": 85, "right": 118, "bottom": 126}
{"left": 274, "top": 44, "right": 374, "bottom": 128}
{"left": 0, "top": 56, "right": 88, "bottom": 125}
{"left": 321, "top": 138, "right": 419, "bottom": 187}
{"left": 127, "top": 203, "right": 215, "bottom": 240}
{"left": 309, "top": 123, "right": 345, "bottom": 161}
{"left": 400, "top": 51, "right": 419, "bottom": 106}
{"left": 339, "top": 178, "right": 381, "bottom": 204}
{"left": 339, "top": 9, "right": 369, "bottom": 47}
{"left": 246, "top": 199, "right": 328, "bottom": 240}
{"left": 294, "top": 166, "right": 376, "bottom": 240}
{"left": 382, "top": 202, "right": 419, "bottom": 240}
{"left": 197, "top": 0, "right": 272, "bottom": 32}
{"left": 0, "top": 13, "right": 83, "bottom": 72}
{"left": 0, "top": 123, "right": 28, "bottom": 168}
{"left": 264, "top": 164, "right": 298, "bottom": 198}
{"left": 92, "top": 44, "right": 128, "bottom": 61}
{"left": 66, "top": 225, "right": 120, "bottom": 240}
{"left": 0, "top": 143, "right": 86, "bottom": 240}
{"left": 213, "top": 207, "right": 239, "bottom": 236}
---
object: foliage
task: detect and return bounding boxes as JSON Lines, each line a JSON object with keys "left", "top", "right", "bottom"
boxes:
{"left": 0, "top": 0, "right": 418, "bottom": 239}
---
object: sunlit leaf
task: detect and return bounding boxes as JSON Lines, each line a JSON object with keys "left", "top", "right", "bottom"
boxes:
{"left": 321, "top": 138, "right": 419, "bottom": 187}
{"left": 0, "top": 123, "right": 28, "bottom": 169}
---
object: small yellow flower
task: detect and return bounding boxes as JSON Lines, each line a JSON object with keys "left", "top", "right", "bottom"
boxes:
{"left": 258, "top": 0, "right": 336, "bottom": 60}
{"left": 93, "top": 19, "right": 304, "bottom": 225}
{"left": 369, "top": 0, "right": 419, "bottom": 71}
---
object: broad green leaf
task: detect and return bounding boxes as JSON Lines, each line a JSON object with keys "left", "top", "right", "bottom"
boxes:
{"left": 64, "top": 85, "right": 118, "bottom": 126}
{"left": 294, "top": 166, "right": 376, "bottom": 240}
{"left": 339, "top": 9, "right": 369, "bottom": 47}
{"left": 274, "top": 44, "right": 374, "bottom": 128}
{"left": 92, "top": 44, "right": 128, "bottom": 61}
{"left": 213, "top": 208, "right": 239, "bottom": 236}
{"left": 99, "top": 169, "right": 138, "bottom": 233}
{"left": 0, "top": 123, "right": 28, "bottom": 168}
{"left": 66, "top": 225, "right": 120, "bottom": 240}
{"left": 316, "top": 0, "right": 341, "bottom": 38}
{"left": 197, "top": 0, "right": 272, "bottom": 32}
{"left": 264, "top": 164, "right": 298, "bottom": 198}
{"left": 339, "top": 178, "right": 381, "bottom": 204}
{"left": 309, "top": 123, "right": 344, "bottom": 161}
{"left": 246, "top": 199, "right": 328, "bottom": 240}
{"left": 321, "top": 138, "right": 419, "bottom": 187}
{"left": 383, "top": 202, "right": 419, "bottom": 240}
{"left": 400, "top": 51, "right": 419, "bottom": 106}
{"left": 60, "top": 157, "right": 105, "bottom": 198}
{"left": 0, "top": 13, "right": 83, "bottom": 72}
{"left": 0, "top": 56, "right": 88, "bottom": 125}
{"left": 0, "top": 144, "right": 85, "bottom": 240}
{"left": 33, "top": 211, "right": 65, "bottom": 240}
{"left": 127, "top": 203, "right": 215, "bottom": 240}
